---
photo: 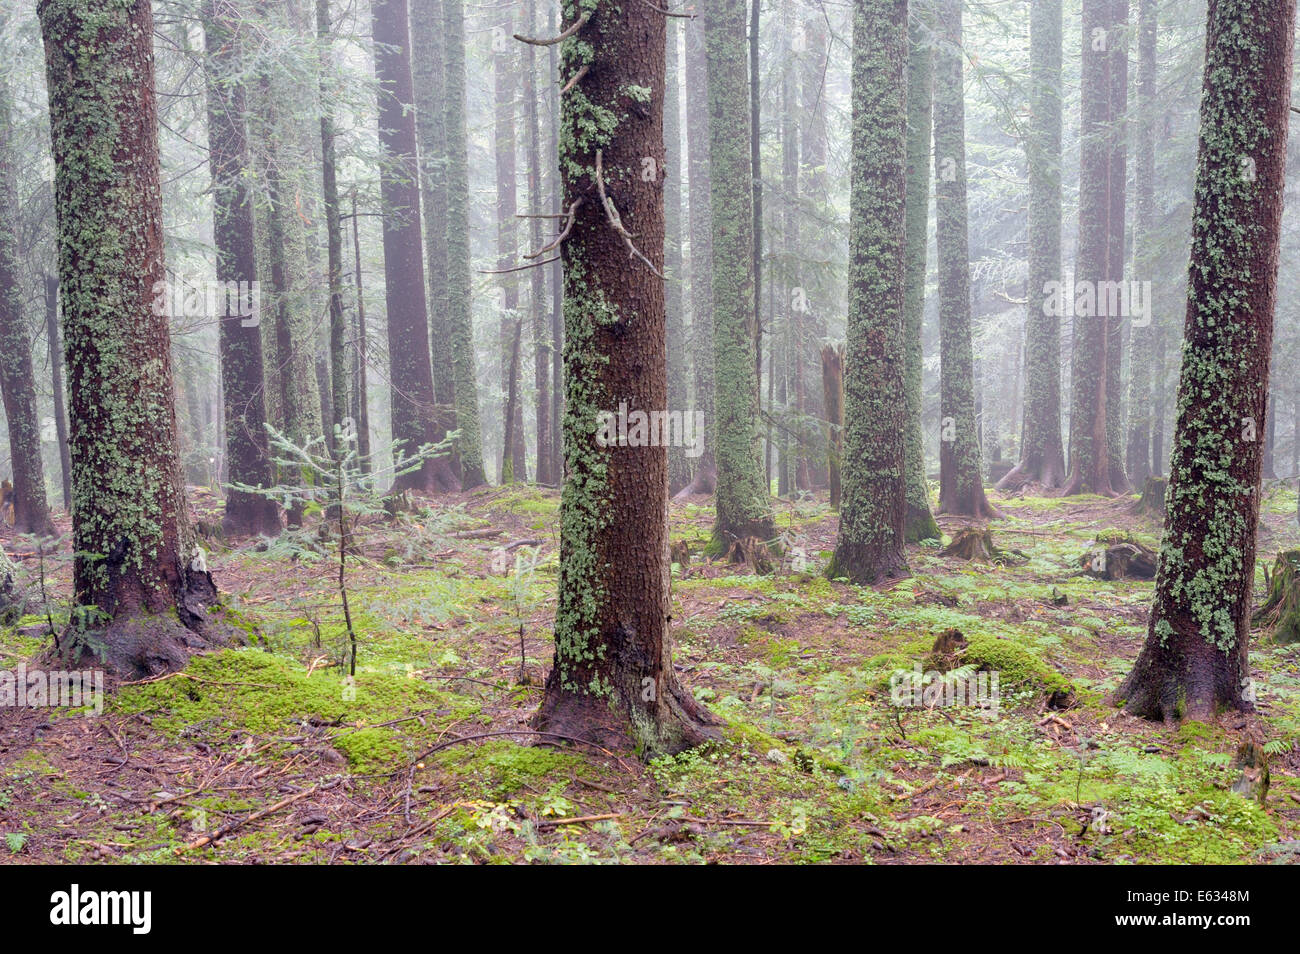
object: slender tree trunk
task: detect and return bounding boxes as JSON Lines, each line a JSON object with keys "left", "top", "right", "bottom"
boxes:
{"left": 524, "top": 0, "right": 553, "bottom": 488}
{"left": 1118, "top": 0, "right": 1293, "bottom": 721}
{"left": 705, "top": 0, "right": 775, "bottom": 549}
{"left": 410, "top": 0, "right": 457, "bottom": 437}
{"left": 0, "top": 80, "right": 52, "bottom": 537}
{"left": 901, "top": 2, "right": 941, "bottom": 539}
{"left": 799, "top": 14, "right": 830, "bottom": 489}
{"left": 43, "top": 275, "right": 72, "bottom": 511}
{"left": 204, "top": 0, "right": 280, "bottom": 537}
{"left": 828, "top": 0, "right": 910, "bottom": 585}
{"left": 1123, "top": 0, "right": 1157, "bottom": 487}
{"left": 933, "top": 0, "right": 996, "bottom": 519}
{"left": 349, "top": 193, "right": 372, "bottom": 472}
{"left": 39, "top": 0, "right": 225, "bottom": 676}
{"left": 665, "top": 20, "right": 690, "bottom": 496}
{"left": 533, "top": 1, "right": 719, "bottom": 754}
{"left": 372, "top": 0, "right": 450, "bottom": 494}
{"left": 494, "top": 17, "right": 526, "bottom": 484}
{"left": 1104, "top": 0, "right": 1130, "bottom": 494}
{"left": 1064, "top": 0, "right": 1125, "bottom": 496}
{"left": 998, "top": 0, "right": 1066, "bottom": 492}
{"left": 444, "top": 0, "right": 486, "bottom": 489}
{"left": 679, "top": 19, "right": 716, "bottom": 496}
{"left": 318, "top": 0, "right": 350, "bottom": 460}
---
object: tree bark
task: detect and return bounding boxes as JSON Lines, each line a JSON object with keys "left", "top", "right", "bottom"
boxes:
{"left": 39, "top": 0, "right": 226, "bottom": 677}
{"left": 0, "top": 78, "right": 52, "bottom": 537}
{"left": 1117, "top": 0, "right": 1294, "bottom": 722}
{"left": 998, "top": 0, "right": 1066, "bottom": 493}
{"left": 704, "top": 0, "right": 775, "bottom": 549}
{"left": 533, "top": 1, "right": 719, "bottom": 755}
{"left": 933, "top": 0, "right": 996, "bottom": 519}
{"left": 827, "top": 0, "right": 910, "bottom": 585}
{"left": 203, "top": 0, "right": 281, "bottom": 537}
{"left": 43, "top": 275, "right": 72, "bottom": 512}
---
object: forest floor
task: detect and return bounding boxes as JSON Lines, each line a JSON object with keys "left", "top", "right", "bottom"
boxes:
{"left": 3, "top": 480, "right": 1300, "bottom": 864}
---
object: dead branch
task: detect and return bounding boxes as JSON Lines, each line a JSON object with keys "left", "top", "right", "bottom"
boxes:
{"left": 525, "top": 198, "right": 581, "bottom": 259}
{"left": 594, "top": 149, "right": 664, "bottom": 278}
{"left": 515, "top": 11, "right": 589, "bottom": 46}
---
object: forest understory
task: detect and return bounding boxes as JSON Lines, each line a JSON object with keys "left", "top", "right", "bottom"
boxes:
{"left": 1, "top": 481, "right": 1297, "bottom": 866}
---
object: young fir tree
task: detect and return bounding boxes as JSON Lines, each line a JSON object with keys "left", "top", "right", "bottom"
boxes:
{"left": 998, "top": 0, "right": 1066, "bottom": 492}
{"left": 38, "top": 0, "right": 226, "bottom": 676}
{"left": 532, "top": 0, "right": 718, "bottom": 754}
{"left": 443, "top": 0, "right": 486, "bottom": 489}
{"left": 372, "top": 0, "right": 454, "bottom": 494}
{"left": 901, "top": 1, "right": 940, "bottom": 540}
{"left": 1117, "top": 0, "right": 1294, "bottom": 721}
{"left": 203, "top": 0, "right": 281, "bottom": 538}
{"left": 0, "top": 76, "right": 52, "bottom": 537}
{"left": 933, "top": 0, "right": 995, "bottom": 518}
{"left": 827, "top": 0, "right": 910, "bottom": 585}
{"left": 704, "top": 0, "right": 775, "bottom": 550}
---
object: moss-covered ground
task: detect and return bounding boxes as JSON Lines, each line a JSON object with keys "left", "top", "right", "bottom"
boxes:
{"left": 2, "top": 482, "right": 1299, "bottom": 864}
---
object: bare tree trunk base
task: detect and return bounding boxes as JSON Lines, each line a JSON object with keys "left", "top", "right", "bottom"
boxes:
{"left": 1114, "top": 632, "right": 1249, "bottom": 723}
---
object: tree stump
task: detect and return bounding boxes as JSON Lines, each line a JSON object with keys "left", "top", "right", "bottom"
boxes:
{"left": 1131, "top": 476, "right": 1167, "bottom": 519}
{"left": 725, "top": 536, "right": 774, "bottom": 575}
{"left": 1230, "top": 740, "right": 1269, "bottom": 805}
{"left": 925, "top": 628, "right": 968, "bottom": 671}
{"left": 1252, "top": 550, "right": 1300, "bottom": 644}
{"left": 1080, "top": 541, "right": 1158, "bottom": 580}
{"left": 941, "top": 527, "right": 1003, "bottom": 562}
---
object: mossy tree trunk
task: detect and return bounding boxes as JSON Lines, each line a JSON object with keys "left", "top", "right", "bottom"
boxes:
{"left": 39, "top": 0, "right": 225, "bottom": 676}
{"left": 43, "top": 275, "right": 73, "bottom": 511}
{"left": 203, "top": 0, "right": 280, "bottom": 537}
{"left": 821, "top": 343, "right": 844, "bottom": 511}
{"left": 799, "top": 14, "right": 830, "bottom": 489}
{"left": 828, "top": 0, "right": 910, "bottom": 586}
{"left": 933, "top": 0, "right": 996, "bottom": 519}
{"left": 372, "top": 0, "right": 454, "bottom": 494}
{"left": 1117, "top": 0, "right": 1294, "bottom": 722}
{"left": 998, "top": 0, "right": 1066, "bottom": 493}
{"left": 704, "top": 0, "right": 774, "bottom": 550}
{"left": 533, "top": 0, "right": 719, "bottom": 755}
{"left": 0, "top": 78, "right": 52, "bottom": 538}
{"left": 901, "top": 1, "right": 940, "bottom": 540}
{"left": 443, "top": 0, "right": 486, "bottom": 489}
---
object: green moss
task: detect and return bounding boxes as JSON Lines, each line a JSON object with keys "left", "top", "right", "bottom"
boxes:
{"left": 433, "top": 740, "right": 580, "bottom": 798}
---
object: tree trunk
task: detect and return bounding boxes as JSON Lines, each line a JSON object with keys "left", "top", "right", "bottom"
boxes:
{"left": 533, "top": 1, "right": 719, "bottom": 755}
{"left": 827, "top": 0, "right": 910, "bottom": 586}
{"left": 665, "top": 20, "right": 690, "bottom": 496}
{"left": 373, "top": 0, "right": 452, "bottom": 494}
{"left": 998, "top": 0, "right": 1066, "bottom": 493}
{"left": 704, "top": 0, "right": 775, "bottom": 549}
{"left": 0, "top": 79, "right": 52, "bottom": 537}
{"left": 39, "top": 0, "right": 226, "bottom": 677}
{"left": 1124, "top": 0, "right": 1157, "bottom": 487}
{"left": 933, "top": 0, "right": 996, "bottom": 519}
{"left": 1104, "top": 0, "right": 1130, "bottom": 495}
{"left": 1063, "top": 0, "right": 1125, "bottom": 497}
{"left": 901, "top": 2, "right": 941, "bottom": 539}
{"left": 443, "top": 0, "right": 486, "bottom": 489}
{"left": 679, "top": 19, "right": 716, "bottom": 496}
{"left": 43, "top": 275, "right": 72, "bottom": 511}
{"left": 410, "top": 0, "right": 457, "bottom": 445}
{"left": 524, "top": 0, "right": 553, "bottom": 488}
{"left": 1117, "top": 0, "right": 1294, "bottom": 722}
{"left": 799, "top": 14, "right": 830, "bottom": 489}
{"left": 494, "top": 17, "right": 526, "bottom": 484}
{"left": 318, "top": 0, "right": 351, "bottom": 460}
{"left": 203, "top": 0, "right": 280, "bottom": 537}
